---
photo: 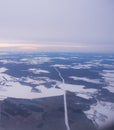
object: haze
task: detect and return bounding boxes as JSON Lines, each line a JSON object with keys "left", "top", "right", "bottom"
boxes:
{"left": 0, "top": 0, "right": 113, "bottom": 52}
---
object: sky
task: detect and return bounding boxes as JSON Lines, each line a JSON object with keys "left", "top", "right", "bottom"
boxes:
{"left": 0, "top": 0, "right": 113, "bottom": 52}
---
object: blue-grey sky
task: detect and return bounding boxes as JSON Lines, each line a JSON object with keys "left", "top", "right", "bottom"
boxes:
{"left": 0, "top": 0, "right": 113, "bottom": 52}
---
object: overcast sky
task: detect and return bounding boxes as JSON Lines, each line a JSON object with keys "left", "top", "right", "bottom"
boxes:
{"left": 0, "top": 0, "right": 113, "bottom": 52}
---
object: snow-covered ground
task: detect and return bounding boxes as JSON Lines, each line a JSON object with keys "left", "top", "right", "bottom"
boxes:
{"left": 69, "top": 76, "right": 101, "bottom": 84}
{"left": 52, "top": 64, "right": 70, "bottom": 69}
{"left": 0, "top": 67, "right": 98, "bottom": 101}
{"left": 0, "top": 67, "right": 64, "bottom": 100}
{"left": 0, "top": 63, "right": 114, "bottom": 129}
{"left": 20, "top": 57, "right": 51, "bottom": 65}
{"left": 28, "top": 68, "right": 49, "bottom": 74}
{"left": 84, "top": 101, "right": 114, "bottom": 128}
{"left": 102, "top": 70, "right": 114, "bottom": 93}
{"left": 0, "top": 57, "right": 51, "bottom": 65}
